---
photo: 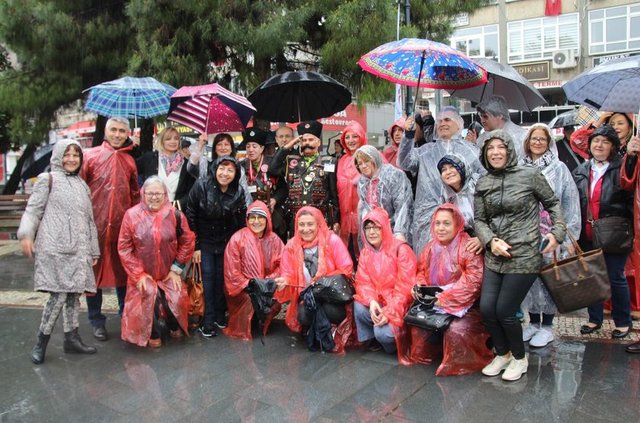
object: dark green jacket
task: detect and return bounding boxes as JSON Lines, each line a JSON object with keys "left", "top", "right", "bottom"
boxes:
{"left": 474, "top": 129, "right": 566, "bottom": 274}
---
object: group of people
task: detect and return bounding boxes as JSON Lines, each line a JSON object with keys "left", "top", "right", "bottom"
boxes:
{"left": 19, "top": 95, "right": 640, "bottom": 381}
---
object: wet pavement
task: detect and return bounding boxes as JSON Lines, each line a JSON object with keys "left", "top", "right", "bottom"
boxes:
{"left": 1, "top": 246, "right": 639, "bottom": 422}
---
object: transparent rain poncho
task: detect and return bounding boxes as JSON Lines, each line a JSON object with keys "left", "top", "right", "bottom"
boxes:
{"left": 356, "top": 145, "right": 413, "bottom": 240}
{"left": 520, "top": 124, "right": 582, "bottom": 315}
{"left": 398, "top": 109, "right": 485, "bottom": 254}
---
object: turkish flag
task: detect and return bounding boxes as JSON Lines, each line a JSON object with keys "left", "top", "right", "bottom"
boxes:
{"left": 545, "top": 0, "right": 561, "bottom": 16}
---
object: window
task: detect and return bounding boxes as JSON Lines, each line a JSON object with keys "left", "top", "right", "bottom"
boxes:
{"left": 507, "top": 14, "right": 579, "bottom": 63}
{"left": 589, "top": 4, "right": 640, "bottom": 55}
{"left": 450, "top": 25, "right": 499, "bottom": 61}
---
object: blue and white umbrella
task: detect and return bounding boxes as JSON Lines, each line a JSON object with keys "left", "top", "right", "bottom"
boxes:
{"left": 563, "top": 56, "right": 640, "bottom": 113}
{"left": 84, "top": 76, "right": 176, "bottom": 120}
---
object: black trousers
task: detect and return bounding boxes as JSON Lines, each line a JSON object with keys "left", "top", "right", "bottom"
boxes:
{"left": 480, "top": 269, "right": 537, "bottom": 359}
{"left": 297, "top": 302, "right": 346, "bottom": 326}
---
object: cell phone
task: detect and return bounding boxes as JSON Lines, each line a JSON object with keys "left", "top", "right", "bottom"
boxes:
{"left": 539, "top": 238, "right": 550, "bottom": 252}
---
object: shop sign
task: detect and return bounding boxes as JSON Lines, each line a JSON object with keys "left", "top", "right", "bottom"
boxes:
{"left": 513, "top": 62, "right": 550, "bottom": 81}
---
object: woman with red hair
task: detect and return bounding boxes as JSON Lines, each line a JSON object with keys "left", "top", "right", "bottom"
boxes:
{"left": 223, "top": 201, "right": 285, "bottom": 340}
{"left": 404, "top": 203, "right": 493, "bottom": 376}
{"left": 275, "top": 206, "right": 354, "bottom": 353}
{"left": 337, "top": 121, "right": 368, "bottom": 263}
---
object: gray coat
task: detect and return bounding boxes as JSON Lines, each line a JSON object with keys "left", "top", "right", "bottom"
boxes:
{"left": 17, "top": 139, "right": 99, "bottom": 293}
{"left": 473, "top": 130, "right": 566, "bottom": 274}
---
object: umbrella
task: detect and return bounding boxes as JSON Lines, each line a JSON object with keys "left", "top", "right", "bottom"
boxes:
{"left": 446, "top": 58, "right": 547, "bottom": 112}
{"left": 248, "top": 71, "right": 352, "bottom": 123}
{"left": 549, "top": 109, "right": 578, "bottom": 129}
{"left": 357, "top": 38, "right": 487, "bottom": 90}
{"left": 21, "top": 144, "right": 53, "bottom": 181}
{"left": 563, "top": 56, "right": 640, "bottom": 113}
{"left": 167, "top": 83, "right": 256, "bottom": 133}
{"left": 84, "top": 77, "right": 176, "bottom": 122}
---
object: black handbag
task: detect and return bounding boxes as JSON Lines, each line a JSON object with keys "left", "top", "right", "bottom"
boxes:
{"left": 540, "top": 232, "right": 611, "bottom": 313}
{"left": 403, "top": 285, "right": 454, "bottom": 332}
{"left": 311, "top": 275, "right": 354, "bottom": 304}
{"left": 591, "top": 216, "right": 633, "bottom": 254}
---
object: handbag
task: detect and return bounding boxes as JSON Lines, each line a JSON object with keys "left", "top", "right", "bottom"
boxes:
{"left": 311, "top": 275, "right": 354, "bottom": 304}
{"left": 403, "top": 285, "right": 454, "bottom": 332}
{"left": 591, "top": 216, "right": 633, "bottom": 254}
{"left": 539, "top": 231, "right": 611, "bottom": 313}
{"left": 184, "top": 261, "right": 205, "bottom": 329}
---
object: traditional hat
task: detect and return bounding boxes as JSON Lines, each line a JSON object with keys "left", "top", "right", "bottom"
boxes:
{"left": 296, "top": 120, "right": 322, "bottom": 139}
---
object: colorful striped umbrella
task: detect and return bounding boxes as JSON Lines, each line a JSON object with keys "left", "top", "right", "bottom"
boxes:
{"left": 167, "top": 83, "right": 256, "bottom": 134}
{"left": 358, "top": 38, "right": 487, "bottom": 90}
{"left": 84, "top": 76, "right": 176, "bottom": 119}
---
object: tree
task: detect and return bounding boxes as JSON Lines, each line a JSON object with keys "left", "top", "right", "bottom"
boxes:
{"left": 0, "top": 0, "right": 132, "bottom": 193}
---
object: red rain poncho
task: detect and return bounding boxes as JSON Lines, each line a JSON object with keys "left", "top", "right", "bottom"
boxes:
{"left": 337, "top": 122, "right": 368, "bottom": 244}
{"left": 382, "top": 117, "right": 406, "bottom": 168}
{"left": 621, "top": 154, "right": 640, "bottom": 311}
{"left": 276, "top": 206, "right": 355, "bottom": 354}
{"left": 402, "top": 203, "right": 493, "bottom": 376}
{"left": 354, "top": 207, "right": 416, "bottom": 361}
{"left": 81, "top": 141, "right": 140, "bottom": 288}
{"left": 118, "top": 183, "right": 195, "bottom": 347}
{"left": 223, "top": 201, "right": 285, "bottom": 340}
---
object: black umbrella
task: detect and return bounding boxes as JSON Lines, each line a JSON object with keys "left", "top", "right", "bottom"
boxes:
{"left": 548, "top": 109, "right": 578, "bottom": 129}
{"left": 248, "top": 71, "right": 352, "bottom": 123}
{"left": 21, "top": 144, "right": 54, "bottom": 181}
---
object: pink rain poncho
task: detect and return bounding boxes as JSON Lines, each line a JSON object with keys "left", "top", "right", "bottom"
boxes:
{"left": 337, "top": 121, "right": 368, "bottom": 245}
{"left": 223, "top": 201, "right": 285, "bottom": 340}
{"left": 354, "top": 207, "right": 416, "bottom": 362}
{"left": 402, "top": 203, "right": 493, "bottom": 376}
{"left": 621, "top": 154, "right": 640, "bottom": 312}
{"left": 81, "top": 141, "right": 140, "bottom": 288}
{"left": 118, "top": 183, "right": 195, "bottom": 347}
{"left": 276, "top": 206, "right": 355, "bottom": 354}
{"left": 382, "top": 117, "right": 406, "bottom": 167}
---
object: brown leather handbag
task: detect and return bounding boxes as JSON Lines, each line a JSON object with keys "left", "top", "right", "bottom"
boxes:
{"left": 184, "top": 261, "right": 205, "bottom": 329}
{"left": 539, "top": 232, "right": 611, "bottom": 313}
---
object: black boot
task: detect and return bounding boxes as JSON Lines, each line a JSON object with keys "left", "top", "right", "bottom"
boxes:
{"left": 31, "top": 331, "right": 50, "bottom": 364}
{"left": 63, "top": 328, "right": 97, "bottom": 354}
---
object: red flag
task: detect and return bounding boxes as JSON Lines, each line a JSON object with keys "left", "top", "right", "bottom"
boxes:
{"left": 545, "top": 0, "right": 561, "bottom": 16}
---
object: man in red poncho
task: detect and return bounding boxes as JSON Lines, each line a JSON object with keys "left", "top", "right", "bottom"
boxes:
{"left": 337, "top": 121, "right": 368, "bottom": 264}
{"left": 353, "top": 208, "right": 416, "bottom": 357}
{"left": 81, "top": 117, "right": 140, "bottom": 341}
{"left": 223, "top": 201, "right": 285, "bottom": 340}
{"left": 274, "top": 206, "right": 355, "bottom": 354}
{"left": 118, "top": 177, "right": 195, "bottom": 347}
{"left": 622, "top": 136, "right": 640, "bottom": 354}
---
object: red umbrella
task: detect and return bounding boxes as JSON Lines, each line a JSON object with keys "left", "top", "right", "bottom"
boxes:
{"left": 167, "top": 83, "right": 256, "bottom": 133}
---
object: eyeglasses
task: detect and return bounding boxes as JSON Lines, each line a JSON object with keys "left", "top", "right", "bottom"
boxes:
{"left": 363, "top": 225, "right": 381, "bottom": 232}
{"left": 144, "top": 192, "right": 165, "bottom": 198}
{"left": 530, "top": 137, "right": 548, "bottom": 144}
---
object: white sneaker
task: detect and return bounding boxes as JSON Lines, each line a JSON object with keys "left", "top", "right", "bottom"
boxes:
{"left": 482, "top": 353, "right": 513, "bottom": 377}
{"left": 529, "top": 326, "right": 554, "bottom": 348}
{"left": 522, "top": 324, "right": 540, "bottom": 342}
{"left": 502, "top": 356, "right": 528, "bottom": 381}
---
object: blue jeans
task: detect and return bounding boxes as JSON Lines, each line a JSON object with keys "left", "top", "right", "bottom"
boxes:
{"left": 201, "top": 248, "right": 226, "bottom": 327}
{"left": 588, "top": 253, "right": 631, "bottom": 327}
{"left": 86, "top": 286, "right": 126, "bottom": 328}
{"left": 354, "top": 302, "right": 396, "bottom": 353}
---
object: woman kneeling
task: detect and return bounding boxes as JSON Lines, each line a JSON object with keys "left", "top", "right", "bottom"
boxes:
{"left": 353, "top": 208, "right": 416, "bottom": 355}
{"left": 119, "top": 177, "right": 195, "bottom": 348}
{"left": 223, "top": 201, "right": 285, "bottom": 340}
{"left": 404, "top": 204, "right": 493, "bottom": 376}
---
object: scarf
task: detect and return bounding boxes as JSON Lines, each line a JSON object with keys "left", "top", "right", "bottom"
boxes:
{"left": 160, "top": 152, "right": 183, "bottom": 176}
{"left": 522, "top": 149, "right": 555, "bottom": 170}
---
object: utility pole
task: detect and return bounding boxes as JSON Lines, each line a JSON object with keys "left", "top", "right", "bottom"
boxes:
{"left": 404, "top": 0, "right": 412, "bottom": 115}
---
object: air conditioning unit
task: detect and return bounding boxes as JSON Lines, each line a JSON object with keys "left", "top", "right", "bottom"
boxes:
{"left": 552, "top": 49, "right": 578, "bottom": 69}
